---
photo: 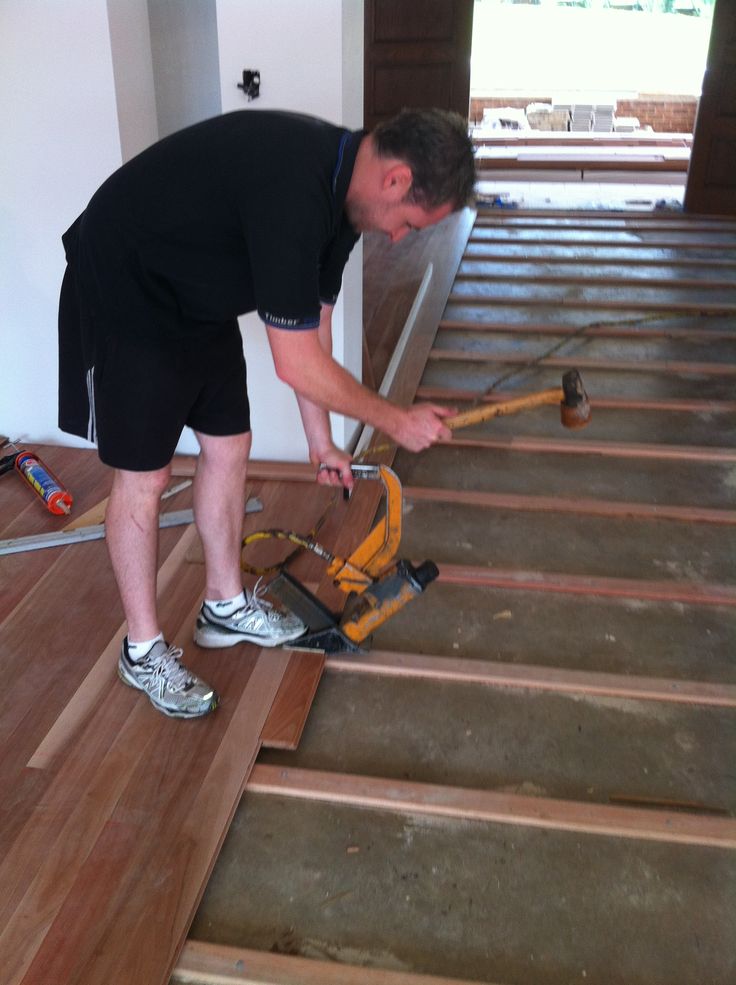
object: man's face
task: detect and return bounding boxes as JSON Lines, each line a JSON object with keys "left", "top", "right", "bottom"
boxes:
{"left": 347, "top": 193, "right": 453, "bottom": 244}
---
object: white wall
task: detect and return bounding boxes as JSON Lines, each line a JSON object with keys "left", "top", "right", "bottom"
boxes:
{"left": 214, "top": 0, "right": 364, "bottom": 460}
{"left": 148, "top": 0, "right": 222, "bottom": 139}
{"left": 107, "top": 0, "right": 158, "bottom": 161}
{"left": 0, "top": 0, "right": 124, "bottom": 448}
{"left": 0, "top": 0, "right": 364, "bottom": 462}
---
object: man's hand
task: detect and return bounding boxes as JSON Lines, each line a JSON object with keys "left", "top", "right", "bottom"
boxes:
{"left": 313, "top": 446, "right": 354, "bottom": 491}
{"left": 392, "top": 403, "right": 456, "bottom": 452}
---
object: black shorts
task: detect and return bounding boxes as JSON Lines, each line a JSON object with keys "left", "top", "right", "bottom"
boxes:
{"left": 58, "top": 263, "right": 251, "bottom": 472}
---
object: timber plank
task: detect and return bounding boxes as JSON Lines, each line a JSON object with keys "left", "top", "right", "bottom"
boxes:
{"left": 468, "top": 229, "right": 736, "bottom": 248}
{"left": 260, "top": 651, "right": 325, "bottom": 750}
{"left": 456, "top": 262, "right": 736, "bottom": 288}
{"left": 437, "top": 563, "right": 736, "bottom": 607}
{"left": 175, "top": 940, "right": 496, "bottom": 985}
{"left": 449, "top": 280, "right": 736, "bottom": 310}
{"left": 429, "top": 348, "right": 736, "bottom": 376}
{"left": 1, "top": 442, "right": 382, "bottom": 985}
{"left": 434, "top": 326, "right": 736, "bottom": 363}
{"left": 421, "top": 359, "right": 736, "bottom": 400}
{"left": 327, "top": 649, "right": 736, "bottom": 708}
{"left": 464, "top": 242, "right": 736, "bottom": 265}
{"left": 405, "top": 483, "right": 736, "bottom": 525}
{"left": 247, "top": 766, "right": 736, "bottom": 850}
{"left": 19, "top": 653, "right": 288, "bottom": 985}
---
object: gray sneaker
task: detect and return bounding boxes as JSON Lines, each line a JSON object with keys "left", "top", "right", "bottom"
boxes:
{"left": 194, "top": 581, "right": 306, "bottom": 649}
{"left": 118, "top": 638, "right": 218, "bottom": 718}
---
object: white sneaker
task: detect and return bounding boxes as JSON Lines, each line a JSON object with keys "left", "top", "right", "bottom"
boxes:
{"left": 118, "top": 638, "right": 218, "bottom": 718}
{"left": 193, "top": 581, "right": 306, "bottom": 649}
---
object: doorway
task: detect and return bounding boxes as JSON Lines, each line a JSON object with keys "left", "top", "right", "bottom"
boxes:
{"left": 469, "top": 0, "right": 716, "bottom": 211}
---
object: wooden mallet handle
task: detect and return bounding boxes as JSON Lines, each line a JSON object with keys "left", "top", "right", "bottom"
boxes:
{"left": 445, "top": 388, "right": 563, "bottom": 430}
{"left": 445, "top": 370, "right": 591, "bottom": 432}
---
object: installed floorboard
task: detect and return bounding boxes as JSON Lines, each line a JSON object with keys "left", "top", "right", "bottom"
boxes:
{"left": 0, "top": 446, "right": 369, "bottom": 985}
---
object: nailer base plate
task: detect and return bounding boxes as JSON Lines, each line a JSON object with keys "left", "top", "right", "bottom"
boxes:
{"left": 268, "top": 571, "right": 364, "bottom": 654}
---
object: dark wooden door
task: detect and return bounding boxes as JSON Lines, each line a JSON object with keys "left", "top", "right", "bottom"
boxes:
{"left": 685, "top": 0, "right": 736, "bottom": 216}
{"left": 364, "top": 0, "right": 474, "bottom": 130}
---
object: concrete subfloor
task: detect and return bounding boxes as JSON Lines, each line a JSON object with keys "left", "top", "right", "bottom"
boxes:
{"left": 192, "top": 793, "right": 735, "bottom": 985}
{"left": 187, "top": 206, "right": 735, "bottom": 984}
{"left": 260, "top": 673, "right": 735, "bottom": 812}
{"left": 371, "top": 582, "right": 736, "bottom": 684}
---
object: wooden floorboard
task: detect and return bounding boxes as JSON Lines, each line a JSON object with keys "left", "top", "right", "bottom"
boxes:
{"left": 0, "top": 446, "right": 382, "bottom": 985}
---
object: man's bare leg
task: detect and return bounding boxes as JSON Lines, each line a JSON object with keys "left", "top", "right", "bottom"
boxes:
{"left": 192, "top": 430, "right": 305, "bottom": 648}
{"left": 192, "top": 430, "right": 252, "bottom": 602}
{"left": 107, "top": 461, "right": 218, "bottom": 717}
{"left": 105, "top": 464, "right": 171, "bottom": 640}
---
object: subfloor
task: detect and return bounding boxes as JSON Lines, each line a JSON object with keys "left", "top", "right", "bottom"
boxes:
{"left": 184, "top": 210, "right": 736, "bottom": 983}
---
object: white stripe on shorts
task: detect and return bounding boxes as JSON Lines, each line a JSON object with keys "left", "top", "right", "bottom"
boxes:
{"left": 86, "top": 366, "right": 97, "bottom": 443}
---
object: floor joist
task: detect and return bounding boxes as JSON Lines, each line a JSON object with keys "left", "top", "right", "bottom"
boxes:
{"left": 439, "top": 319, "right": 736, "bottom": 341}
{"left": 454, "top": 271, "right": 736, "bottom": 291}
{"left": 447, "top": 294, "right": 736, "bottom": 315}
{"left": 437, "top": 435, "right": 736, "bottom": 464}
{"left": 429, "top": 350, "right": 736, "bottom": 377}
{"left": 437, "top": 563, "right": 736, "bottom": 607}
{"left": 174, "top": 940, "right": 493, "bottom": 985}
{"left": 246, "top": 765, "right": 736, "bottom": 850}
{"left": 417, "top": 386, "right": 736, "bottom": 414}
{"left": 404, "top": 485, "right": 736, "bottom": 526}
{"left": 467, "top": 235, "right": 736, "bottom": 251}
{"left": 326, "top": 650, "right": 736, "bottom": 708}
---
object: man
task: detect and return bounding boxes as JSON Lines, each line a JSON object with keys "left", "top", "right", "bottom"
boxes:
{"left": 58, "top": 107, "right": 476, "bottom": 719}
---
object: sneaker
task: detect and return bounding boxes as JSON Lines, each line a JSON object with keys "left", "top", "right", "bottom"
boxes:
{"left": 118, "top": 638, "right": 218, "bottom": 718}
{"left": 194, "top": 580, "right": 306, "bottom": 649}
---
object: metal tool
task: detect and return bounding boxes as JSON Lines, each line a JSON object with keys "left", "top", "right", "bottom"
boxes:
{"left": 445, "top": 368, "right": 591, "bottom": 431}
{"left": 0, "top": 497, "right": 263, "bottom": 557}
{"left": 263, "top": 464, "right": 438, "bottom": 654}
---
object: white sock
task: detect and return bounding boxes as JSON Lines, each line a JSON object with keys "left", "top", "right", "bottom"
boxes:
{"left": 205, "top": 592, "right": 246, "bottom": 618}
{"left": 127, "top": 632, "right": 164, "bottom": 662}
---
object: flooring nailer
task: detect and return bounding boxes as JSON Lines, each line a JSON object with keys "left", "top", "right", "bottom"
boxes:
{"left": 254, "top": 463, "right": 438, "bottom": 654}
{"left": 256, "top": 369, "right": 591, "bottom": 654}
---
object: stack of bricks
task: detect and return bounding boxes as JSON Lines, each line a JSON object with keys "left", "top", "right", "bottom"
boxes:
{"left": 470, "top": 94, "right": 698, "bottom": 134}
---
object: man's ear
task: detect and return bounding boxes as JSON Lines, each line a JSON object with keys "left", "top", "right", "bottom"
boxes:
{"left": 381, "top": 162, "right": 413, "bottom": 199}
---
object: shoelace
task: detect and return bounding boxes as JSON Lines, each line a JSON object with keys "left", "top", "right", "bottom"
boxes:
{"left": 150, "top": 644, "right": 191, "bottom": 692}
{"left": 240, "top": 578, "right": 274, "bottom": 615}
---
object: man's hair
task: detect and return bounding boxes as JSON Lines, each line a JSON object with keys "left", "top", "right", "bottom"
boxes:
{"left": 372, "top": 108, "right": 475, "bottom": 211}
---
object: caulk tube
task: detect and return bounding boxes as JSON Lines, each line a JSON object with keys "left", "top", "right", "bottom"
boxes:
{"left": 14, "top": 452, "right": 73, "bottom": 515}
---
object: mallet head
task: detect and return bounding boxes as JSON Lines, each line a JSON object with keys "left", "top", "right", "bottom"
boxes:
{"left": 560, "top": 369, "right": 591, "bottom": 429}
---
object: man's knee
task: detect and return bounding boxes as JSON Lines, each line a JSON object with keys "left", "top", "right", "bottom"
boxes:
{"left": 111, "top": 464, "right": 172, "bottom": 501}
{"left": 196, "top": 431, "right": 252, "bottom": 472}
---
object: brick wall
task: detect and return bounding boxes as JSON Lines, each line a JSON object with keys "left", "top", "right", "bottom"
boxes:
{"left": 470, "top": 94, "right": 698, "bottom": 133}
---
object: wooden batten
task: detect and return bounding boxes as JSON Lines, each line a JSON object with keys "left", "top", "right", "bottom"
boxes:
{"left": 326, "top": 650, "right": 736, "bottom": 709}
{"left": 246, "top": 766, "right": 736, "bottom": 850}
{"left": 174, "top": 940, "right": 492, "bottom": 985}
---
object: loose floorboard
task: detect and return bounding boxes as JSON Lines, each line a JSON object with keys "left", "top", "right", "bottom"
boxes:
{"left": 189, "top": 208, "right": 736, "bottom": 985}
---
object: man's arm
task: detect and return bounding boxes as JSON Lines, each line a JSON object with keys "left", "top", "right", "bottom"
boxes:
{"left": 266, "top": 311, "right": 455, "bottom": 460}
{"left": 293, "top": 305, "right": 354, "bottom": 488}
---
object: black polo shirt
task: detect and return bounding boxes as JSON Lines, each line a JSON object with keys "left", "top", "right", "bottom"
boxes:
{"left": 63, "top": 110, "right": 363, "bottom": 338}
